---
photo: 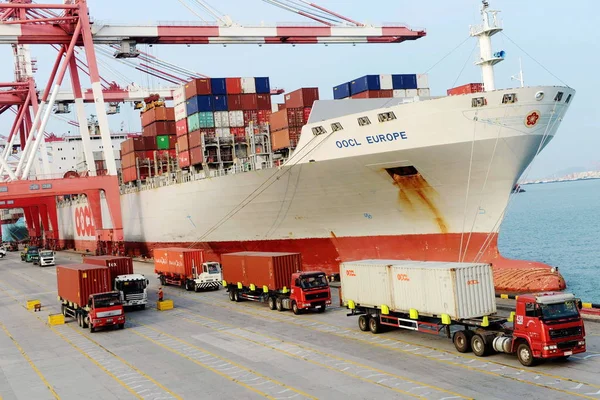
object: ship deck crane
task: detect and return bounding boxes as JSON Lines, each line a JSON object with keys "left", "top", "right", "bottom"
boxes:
{"left": 0, "top": 0, "right": 425, "bottom": 255}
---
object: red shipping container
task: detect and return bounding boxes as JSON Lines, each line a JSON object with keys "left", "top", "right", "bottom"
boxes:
{"left": 188, "top": 130, "right": 202, "bottom": 148}
{"left": 303, "top": 107, "right": 312, "bottom": 123}
{"left": 286, "top": 107, "right": 305, "bottom": 127}
{"left": 243, "top": 110, "right": 258, "bottom": 125}
{"left": 268, "top": 109, "right": 288, "bottom": 132}
{"left": 143, "top": 136, "right": 157, "bottom": 150}
{"left": 227, "top": 94, "right": 242, "bottom": 110}
{"left": 142, "top": 121, "right": 176, "bottom": 137}
{"left": 154, "top": 248, "right": 206, "bottom": 278}
{"left": 177, "top": 135, "right": 189, "bottom": 152}
{"left": 190, "top": 146, "right": 203, "bottom": 165}
{"left": 184, "top": 78, "right": 211, "bottom": 99}
{"left": 289, "top": 126, "right": 302, "bottom": 148}
{"left": 256, "top": 94, "right": 271, "bottom": 110}
{"left": 231, "top": 127, "right": 246, "bottom": 137}
{"left": 277, "top": 103, "right": 286, "bottom": 111}
{"left": 379, "top": 89, "right": 393, "bottom": 98}
{"left": 122, "top": 166, "right": 136, "bottom": 183}
{"left": 258, "top": 109, "right": 271, "bottom": 124}
{"left": 240, "top": 94, "right": 258, "bottom": 111}
{"left": 447, "top": 83, "right": 484, "bottom": 96}
{"left": 82, "top": 256, "right": 134, "bottom": 284}
{"left": 175, "top": 119, "right": 188, "bottom": 137}
{"left": 271, "top": 129, "right": 291, "bottom": 151}
{"left": 178, "top": 150, "right": 190, "bottom": 168}
{"left": 120, "top": 137, "right": 145, "bottom": 155}
{"left": 168, "top": 135, "right": 177, "bottom": 149}
{"left": 56, "top": 264, "right": 111, "bottom": 308}
{"left": 221, "top": 252, "right": 302, "bottom": 291}
{"left": 226, "top": 77, "right": 242, "bottom": 94}
{"left": 141, "top": 107, "right": 175, "bottom": 127}
{"left": 122, "top": 151, "right": 148, "bottom": 169}
{"left": 284, "top": 87, "right": 319, "bottom": 108}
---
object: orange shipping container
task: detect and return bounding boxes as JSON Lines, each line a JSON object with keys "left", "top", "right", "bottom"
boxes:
{"left": 141, "top": 107, "right": 175, "bottom": 127}
{"left": 185, "top": 78, "right": 212, "bottom": 99}
{"left": 177, "top": 135, "right": 189, "bottom": 152}
{"left": 82, "top": 256, "right": 134, "bottom": 284}
{"left": 271, "top": 129, "right": 291, "bottom": 151}
{"left": 154, "top": 248, "right": 206, "bottom": 279}
{"left": 221, "top": 252, "right": 302, "bottom": 291}
{"left": 56, "top": 264, "right": 111, "bottom": 308}
{"left": 268, "top": 109, "right": 289, "bottom": 132}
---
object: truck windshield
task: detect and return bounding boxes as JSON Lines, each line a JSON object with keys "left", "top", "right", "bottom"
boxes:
{"left": 207, "top": 264, "right": 220, "bottom": 274}
{"left": 540, "top": 300, "right": 579, "bottom": 320}
{"left": 28, "top": 248, "right": 39, "bottom": 255}
{"left": 40, "top": 251, "right": 53, "bottom": 257}
{"left": 93, "top": 293, "right": 122, "bottom": 308}
{"left": 120, "top": 280, "right": 146, "bottom": 293}
{"left": 299, "top": 274, "right": 328, "bottom": 289}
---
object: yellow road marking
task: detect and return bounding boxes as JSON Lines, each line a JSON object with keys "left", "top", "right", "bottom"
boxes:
{"left": 0, "top": 322, "right": 60, "bottom": 400}
{"left": 168, "top": 289, "right": 600, "bottom": 399}
{"left": 130, "top": 321, "right": 318, "bottom": 400}
{"left": 168, "top": 308, "right": 470, "bottom": 399}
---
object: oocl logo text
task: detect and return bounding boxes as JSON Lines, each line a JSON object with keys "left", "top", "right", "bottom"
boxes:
{"left": 396, "top": 273, "right": 410, "bottom": 281}
{"left": 345, "top": 270, "right": 356, "bottom": 277}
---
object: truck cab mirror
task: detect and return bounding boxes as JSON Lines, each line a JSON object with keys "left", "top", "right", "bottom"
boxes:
{"left": 295, "top": 278, "right": 301, "bottom": 287}
{"left": 576, "top": 299, "right": 582, "bottom": 310}
{"left": 147, "top": 279, "right": 150, "bottom": 285}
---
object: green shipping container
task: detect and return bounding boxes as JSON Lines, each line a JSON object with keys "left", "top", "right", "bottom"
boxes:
{"left": 199, "top": 112, "right": 215, "bottom": 128}
{"left": 187, "top": 113, "right": 200, "bottom": 132}
{"left": 156, "top": 135, "right": 170, "bottom": 150}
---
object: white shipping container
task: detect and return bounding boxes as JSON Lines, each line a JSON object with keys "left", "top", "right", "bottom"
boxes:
{"left": 214, "top": 111, "right": 230, "bottom": 128}
{"left": 340, "top": 260, "right": 496, "bottom": 320}
{"left": 406, "top": 89, "right": 419, "bottom": 97}
{"left": 228, "top": 111, "right": 244, "bottom": 127}
{"left": 379, "top": 74, "right": 393, "bottom": 90}
{"left": 216, "top": 127, "right": 231, "bottom": 137}
{"left": 175, "top": 103, "right": 187, "bottom": 121}
{"left": 241, "top": 77, "right": 256, "bottom": 94}
{"left": 173, "top": 86, "right": 186, "bottom": 105}
{"left": 417, "top": 88, "right": 431, "bottom": 97}
{"left": 393, "top": 89, "right": 407, "bottom": 98}
{"left": 416, "top": 74, "right": 429, "bottom": 89}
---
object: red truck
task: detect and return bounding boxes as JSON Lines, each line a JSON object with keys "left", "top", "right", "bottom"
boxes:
{"left": 154, "top": 248, "right": 222, "bottom": 291}
{"left": 222, "top": 252, "right": 331, "bottom": 314}
{"left": 56, "top": 264, "right": 125, "bottom": 332}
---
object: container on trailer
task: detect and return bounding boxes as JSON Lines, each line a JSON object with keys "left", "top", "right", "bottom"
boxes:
{"left": 221, "top": 252, "right": 302, "bottom": 291}
{"left": 256, "top": 94, "right": 271, "bottom": 110}
{"left": 142, "top": 121, "right": 176, "bottom": 137}
{"left": 175, "top": 103, "right": 187, "bottom": 121}
{"left": 175, "top": 119, "right": 188, "bottom": 137}
{"left": 271, "top": 129, "right": 291, "bottom": 151}
{"left": 178, "top": 150, "right": 190, "bottom": 168}
{"left": 416, "top": 74, "right": 429, "bottom": 89}
{"left": 141, "top": 107, "right": 175, "bottom": 127}
{"left": 226, "top": 78, "right": 242, "bottom": 94}
{"left": 227, "top": 94, "right": 242, "bottom": 110}
{"left": 214, "top": 111, "right": 230, "bottom": 128}
{"left": 154, "top": 248, "right": 206, "bottom": 277}
{"left": 447, "top": 83, "right": 484, "bottom": 96}
{"left": 228, "top": 110, "right": 244, "bottom": 127}
{"left": 82, "top": 256, "right": 134, "bottom": 284}
{"left": 190, "top": 146, "right": 203, "bottom": 165}
{"left": 210, "top": 78, "right": 227, "bottom": 95}
{"left": 340, "top": 260, "right": 496, "bottom": 320}
{"left": 392, "top": 74, "right": 418, "bottom": 90}
{"left": 56, "top": 264, "right": 111, "bottom": 307}
{"left": 185, "top": 78, "right": 211, "bottom": 99}
{"left": 173, "top": 86, "right": 186, "bottom": 105}
{"left": 333, "top": 82, "right": 350, "bottom": 99}
{"left": 177, "top": 135, "right": 189, "bottom": 152}
{"left": 380, "top": 74, "right": 393, "bottom": 90}
{"left": 284, "top": 88, "right": 319, "bottom": 109}
{"left": 212, "top": 95, "right": 228, "bottom": 112}
{"left": 350, "top": 75, "right": 381, "bottom": 95}
{"left": 241, "top": 77, "right": 256, "bottom": 93}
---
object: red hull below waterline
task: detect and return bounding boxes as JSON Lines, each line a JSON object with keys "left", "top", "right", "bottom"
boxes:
{"left": 60, "top": 232, "right": 565, "bottom": 294}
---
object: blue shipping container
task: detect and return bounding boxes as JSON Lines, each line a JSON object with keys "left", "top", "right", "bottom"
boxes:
{"left": 187, "top": 95, "right": 212, "bottom": 115}
{"left": 254, "top": 77, "right": 271, "bottom": 94}
{"left": 350, "top": 75, "right": 381, "bottom": 95}
{"left": 212, "top": 95, "right": 228, "bottom": 111}
{"left": 392, "top": 74, "right": 417, "bottom": 90}
{"left": 333, "top": 82, "right": 351, "bottom": 99}
{"left": 211, "top": 78, "right": 227, "bottom": 95}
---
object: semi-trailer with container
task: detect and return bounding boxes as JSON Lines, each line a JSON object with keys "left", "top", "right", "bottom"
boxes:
{"left": 222, "top": 251, "right": 331, "bottom": 314}
{"left": 154, "top": 248, "right": 222, "bottom": 291}
{"left": 341, "top": 260, "right": 586, "bottom": 367}
{"left": 56, "top": 264, "right": 125, "bottom": 332}
{"left": 83, "top": 255, "right": 149, "bottom": 309}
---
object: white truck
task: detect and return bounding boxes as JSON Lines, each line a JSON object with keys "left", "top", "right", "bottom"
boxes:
{"left": 114, "top": 274, "right": 149, "bottom": 309}
{"left": 35, "top": 250, "right": 55, "bottom": 266}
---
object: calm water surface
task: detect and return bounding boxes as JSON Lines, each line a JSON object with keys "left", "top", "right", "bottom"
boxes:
{"left": 499, "top": 179, "right": 600, "bottom": 303}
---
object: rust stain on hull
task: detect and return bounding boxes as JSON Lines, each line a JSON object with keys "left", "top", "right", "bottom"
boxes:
{"left": 387, "top": 171, "right": 449, "bottom": 234}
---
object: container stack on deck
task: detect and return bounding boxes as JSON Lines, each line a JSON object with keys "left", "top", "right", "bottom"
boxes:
{"left": 268, "top": 87, "right": 319, "bottom": 151}
{"left": 333, "top": 74, "right": 430, "bottom": 99}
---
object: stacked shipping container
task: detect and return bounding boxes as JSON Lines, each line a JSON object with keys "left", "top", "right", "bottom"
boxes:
{"left": 333, "top": 74, "right": 431, "bottom": 99}
{"left": 268, "top": 88, "right": 319, "bottom": 151}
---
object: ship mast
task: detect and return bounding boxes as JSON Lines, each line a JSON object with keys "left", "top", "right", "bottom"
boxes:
{"left": 470, "top": 0, "right": 504, "bottom": 91}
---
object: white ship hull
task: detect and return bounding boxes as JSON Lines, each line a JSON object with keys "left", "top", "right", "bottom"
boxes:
{"left": 57, "top": 86, "right": 574, "bottom": 292}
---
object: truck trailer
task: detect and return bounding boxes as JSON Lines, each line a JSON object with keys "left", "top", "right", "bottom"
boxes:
{"left": 56, "top": 264, "right": 126, "bottom": 332}
{"left": 154, "top": 248, "right": 222, "bottom": 291}
{"left": 83, "top": 255, "right": 149, "bottom": 309}
{"left": 222, "top": 252, "right": 331, "bottom": 314}
{"left": 341, "top": 260, "right": 586, "bottom": 367}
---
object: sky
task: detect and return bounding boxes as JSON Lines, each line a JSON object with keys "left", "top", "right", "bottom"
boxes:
{"left": 0, "top": 0, "right": 598, "bottom": 179}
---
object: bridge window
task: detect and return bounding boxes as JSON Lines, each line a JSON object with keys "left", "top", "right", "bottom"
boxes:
{"left": 377, "top": 112, "right": 397, "bottom": 123}
{"left": 554, "top": 91, "right": 564, "bottom": 102}
{"left": 358, "top": 116, "right": 371, "bottom": 126}
{"left": 502, "top": 93, "right": 517, "bottom": 104}
{"left": 472, "top": 97, "right": 487, "bottom": 107}
{"left": 566, "top": 94, "right": 572, "bottom": 104}
{"left": 311, "top": 126, "right": 326, "bottom": 136}
{"left": 331, "top": 122, "right": 343, "bottom": 132}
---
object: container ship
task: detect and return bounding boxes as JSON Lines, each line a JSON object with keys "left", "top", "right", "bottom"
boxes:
{"left": 28, "top": 3, "right": 575, "bottom": 293}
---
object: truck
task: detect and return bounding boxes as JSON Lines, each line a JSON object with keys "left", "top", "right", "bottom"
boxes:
{"left": 21, "top": 246, "right": 39, "bottom": 262}
{"left": 34, "top": 249, "right": 55, "bottom": 266}
{"left": 154, "top": 248, "right": 222, "bottom": 291}
{"left": 341, "top": 260, "right": 586, "bottom": 367}
{"left": 56, "top": 264, "right": 125, "bottom": 332}
{"left": 83, "top": 255, "right": 149, "bottom": 309}
{"left": 222, "top": 252, "right": 332, "bottom": 314}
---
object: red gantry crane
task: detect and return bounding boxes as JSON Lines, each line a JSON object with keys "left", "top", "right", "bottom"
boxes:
{"left": 0, "top": 0, "right": 425, "bottom": 254}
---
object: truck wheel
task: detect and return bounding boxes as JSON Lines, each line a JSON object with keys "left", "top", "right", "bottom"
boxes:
{"left": 228, "top": 290, "right": 235, "bottom": 301}
{"left": 368, "top": 316, "right": 381, "bottom": 334}
{"left": 276, "top": 297, "right": 284, "bottom": 312}
{"left": 61, "top": 304, "right": 66, "bottom": 316}
{"left": 358, "top": 315, "right": 369, "bottom": 331}
{"left": 118, "top": 324, "right": 125, "bottom": 330}
{"left": 89, "top": 323, "right": 95, "bottom": 333}
{"left": 160, "top": 276, "right": 166, "bottom": 286}
{"left": 140, "top": 304, "right": 146, "bottom": 310}
{"left": 453, "top": 330, "right": 472, "bottom": 353}
{"left": 317, "top": 304, "right": 326, "bottom": 313}
{"left": 471, "top": 334, "right": 489, "bottom": 357}
{"left": 268, "top": 296, "right": 276, "bottom": 310}
{"left": 185, "top": 280, "right": 193, "bottom": 291}
{"left": 517, "top": 343, "right": 537, "bottom": 367}
{"left": 77, "top": 314, "right": 82, "bottom": 327}
{"left": 233, "top": 291, "right": 240, "bottom": 302}
{"left": 292, "top": 301, "right": 301, "bottom": 315}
